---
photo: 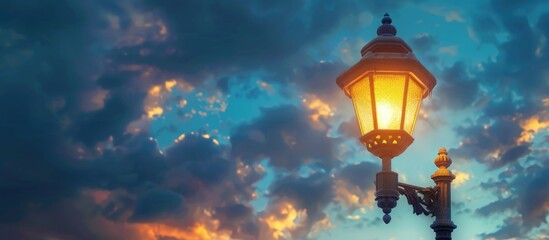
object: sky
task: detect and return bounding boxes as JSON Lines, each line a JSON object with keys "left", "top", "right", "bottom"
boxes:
{"left": 0, "top": 0, "right": 548, "bottom": 239}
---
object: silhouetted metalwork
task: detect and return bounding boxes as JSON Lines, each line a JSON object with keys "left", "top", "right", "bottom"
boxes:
{"left": 398, "top": 182, "right": 438, "bottom": 216}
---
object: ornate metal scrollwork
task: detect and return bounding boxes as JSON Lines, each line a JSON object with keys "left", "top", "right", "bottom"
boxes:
{"left": 397, "top": 182, "right": 439, "bottom": 216}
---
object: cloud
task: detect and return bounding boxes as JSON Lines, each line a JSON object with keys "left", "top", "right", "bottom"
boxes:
{"left": 452, "top": 170, "right": 471, "bottom": 188}
{"left": 438, "top": 45, "right": 458, "bottom": 56}
{"left": 444, "top": 2, "right": 549, "bottom": 237}
{"left": 338, "top": 117, "right": 362, "bottom": 139}
{"left": 231, "top": 104, "right": 341, "bottom": 171}
{"left": 333, "top": 162, "right": 379, "bottom": 212}
{"left": 292, "top": 61, "right": 349, "bottom": 103}
{"left": 0, "top": 1, "right": 376, "bottom": 238}
{"left": 7, "top": 0, "right": 549, "bottom": 239}
{"left": 110, "top": 0, "right": 360, "bottom": 86}
{"left": 428, "top": 61, "right": 479, "bottom": 111}
{"left": 130, "top": 188, "right": 185, "bottom": 222}
{"left": 422, "top": 7, "right": 465, "bottom": 23}
{"left": 410, "top": 33, "right": 438, "bottom": 52}
{"left": 477, "top": 161, "right": 549, "bottom": 238}
{"left": 266, "top": 173, "right": 334, "bottom": 239}
{"left": 448, "top": 1, "right": 549, "bottom": 170}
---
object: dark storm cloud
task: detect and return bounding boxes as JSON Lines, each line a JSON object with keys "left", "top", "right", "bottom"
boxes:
{"left": 337, "top": 162, "right": 380, "bottom": 190}
{"left": 1, "top": 127, "right": 265, "bottom": 238}
{"left": 409, "top": 33, "right": 437, "bottom": 52}
{"left": 1, "top": 0, "right": 356, "bottom": 237}
{"left": 480, "top": 216, "right": 524, "bottom": 239}
{"left": 111, "top": 0, "right": 360, "bottom": 85}
{"left": 214, "top": 203, "right": 258, "bottom": 237}
{"left": 337, "top": 117, "right": 362, "bottom": 139}
{"left": 450, "top": 0, "right": 549, "bottom": 169}
{"left": 477, "top": 159, "right": 549, "bottom": 238}
{"left": 75, "top": 90, "right": 146, "bottom": 146}
{"left": 449, "top": 2, "right": 549, "bottom": 237}
{"left": 429, "top": 61, "right": 479, "bottom": 110}
{"left": 130, "top": 188, "right": 184, "bottom": 222}
{"left": 231, "top": 104, "right": 341, "bottom": 171}
{"left": 0, "top": 84, "right": 72, "bottom": 223}
{"left": 450, "top": 115, "right": 527, "bottom": 169}
{"left": 519, "top": 167, "right": 549, "bottom": 228}
{"left": 291, "top": 61, "right": 349, "bottom": 100}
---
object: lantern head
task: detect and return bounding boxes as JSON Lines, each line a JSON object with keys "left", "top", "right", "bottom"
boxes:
{"left": 337, "top": 13, "right": 436, "bottom": 158}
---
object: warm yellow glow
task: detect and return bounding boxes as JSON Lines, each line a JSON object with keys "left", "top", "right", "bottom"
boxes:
{"left": 306, "top": 97, "right": 334, "bottom": 121}
{"left": 373, "top": 74, "right": 406, "bottom": 129}
{"left": 347, "top": 215, "right": 361, "bottom": 220}
{"left": 260, "top": 202, "right": 306, "bottom": 239}
{"left": 257, "top": 80, "right": 275, "bottom": 94}
{"left": 178, "top": 99, "right": 188, "bottom": 108}
{"left": 164, "top": 80, "right": 177, "bottom": 91}
{"left": 174, "top": 134, "right": 186, "bottom": 143}
{"left": 148, "top": 85, "right": 162, "bottom": 96}
{"left": 517, "top": 115, "right": 549, "bottom": 144}
{"left": 350, "top": 76, "right": 374, "bottom": 135}
{"left": 146, "top": 106, "right": 164, "bottom": 119}
{"left": 376, "top": 102, "right": 396, "bottom": 129}
{"left": 349, "top": 73, "right": 426, "bottom": 136}
{"left": 452, "top": 170, "right": 471, "bottom": 188}
{"left": 301, "top": 95, "right": 334, "bottom": 132}
{"left": 403, "top": 77, "right": 425, "bottom": 134}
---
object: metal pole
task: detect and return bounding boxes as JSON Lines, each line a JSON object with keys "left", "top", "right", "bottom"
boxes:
{"left": 376, "top": 156, "right": 399, "bottom": 224}
{"left": 430, "top": 148, "right": 457, "bottom": 239}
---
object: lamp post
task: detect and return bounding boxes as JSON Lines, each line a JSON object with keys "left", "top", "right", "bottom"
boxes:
{"left": 336, "top": 13, "right": 457, "bottom": 240}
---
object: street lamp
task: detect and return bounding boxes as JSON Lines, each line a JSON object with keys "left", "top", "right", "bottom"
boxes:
{"left": 336, "top": 13, "right": 457, "bottom": 240}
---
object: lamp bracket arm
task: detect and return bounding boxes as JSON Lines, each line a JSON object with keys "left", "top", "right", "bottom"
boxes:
{"left": 397, "top": 182, "right": 439, "bottom": 217}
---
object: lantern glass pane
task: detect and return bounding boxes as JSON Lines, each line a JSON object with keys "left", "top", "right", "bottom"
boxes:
{"left": 373, "top": 74, "right": 406, "bottom": 130}
{"left": 350, "top": 77, "right": 374, "bottom": 135}
{"left": 403, "top": 77, "right": 425, "bottom": 134}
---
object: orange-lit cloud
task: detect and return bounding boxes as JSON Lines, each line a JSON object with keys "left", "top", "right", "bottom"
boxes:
{"left": 308, "top": 215, "right": 333, "bottom": 239}
{"left": 81, "top": 88, "right": 109, "bottom": 112}
{"left": 333, "top": 179, "right": 375, "bottom": 212}
{"left": 260, "top": 202, "right": 307, "bottom": 240}
{"left": 303, "top": 95, "right": 334, "bottom": 122}
{"left": 106, "top": 3, "right": 170, "bottom": 47}
{"left": 452, "top": 170, "right": 471, "bottom": 188}
{"left": 257, "top": 80, "right": 275, "bottom": 94}
{"left": 135, "top": 223, "right": 231, "bottom": 240}
{"left": 302, "top": 94, "right": 335, "bottom": 132}
{"left": 82, "top": 189, "right": 112, "bottom": 204}
{"left": 144, "top": 79, "right": 195, "bottom": 119}
{"left": 146, "top": 106, "right": 164, "bottom": 119}
{"left": 517, "top": 114, "right": 549, "bottom": 144}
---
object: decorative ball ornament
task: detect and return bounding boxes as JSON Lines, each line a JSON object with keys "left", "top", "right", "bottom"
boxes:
{"left": 377, "top": 13, "right": 397, "bottom": 36}
{"left": 434, "top": 147, "right": 452, "bottom": 169}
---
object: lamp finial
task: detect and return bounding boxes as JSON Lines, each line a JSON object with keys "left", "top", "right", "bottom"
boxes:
{"left": 377, "top": 13, "right": 397, "bottom": 36}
